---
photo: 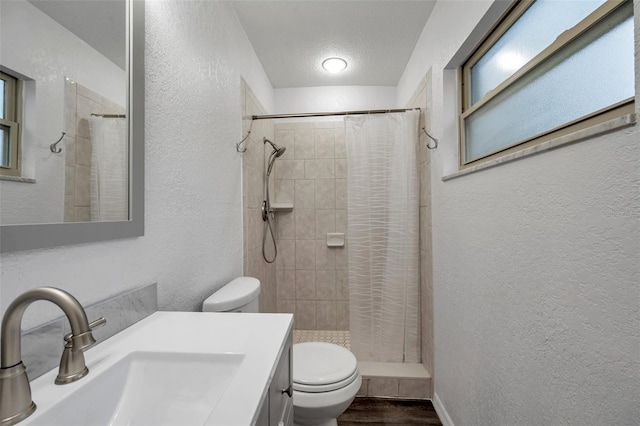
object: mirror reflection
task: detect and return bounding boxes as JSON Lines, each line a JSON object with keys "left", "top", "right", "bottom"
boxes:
{"left": 0, "top": 0, "right": 128, "bottom": 225}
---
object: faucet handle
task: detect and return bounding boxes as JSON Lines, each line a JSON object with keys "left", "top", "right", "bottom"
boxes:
{"left": 63, "top": 316, "right": 106, "bottom": 343}
{"left": 56, "top": 317, "right": 106, "bottom": 385}
{"left": 89, "top": 316, "right": 107, "bottom": 330}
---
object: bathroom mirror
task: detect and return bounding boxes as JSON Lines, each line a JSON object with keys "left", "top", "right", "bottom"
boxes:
{"left": 0, "top": 0, "right": 144, "bottom": 253}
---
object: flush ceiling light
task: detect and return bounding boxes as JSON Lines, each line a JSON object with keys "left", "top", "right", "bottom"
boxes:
{"left": 322, "top": 57, "right": 347, "bottom": 73}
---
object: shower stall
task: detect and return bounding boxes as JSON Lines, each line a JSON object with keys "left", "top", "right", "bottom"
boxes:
{"left": 253, "top": 109, "right": 422, "bottom": 364}
{"left": 241, "top": 77, "right": 433, "bottom": 398}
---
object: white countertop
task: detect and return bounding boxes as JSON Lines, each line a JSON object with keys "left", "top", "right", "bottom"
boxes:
{"left": 25, "top": 312, "right": 293, "bottom": 425}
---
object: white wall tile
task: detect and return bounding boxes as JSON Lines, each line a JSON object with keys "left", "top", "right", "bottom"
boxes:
{"left": 334, "top": 127, "right": 347, "bottom": 159}
{"left": 337, "top": 300, "right": 350, "bottom": 330}
{"left": 398, "top": 379, "right": 430, "bottom": 399}
{"left": 336, "top": 269, "right": 349, "bottom": 300}
{"left": 296, "top": 269, "right": 315, "bottom": 300}
{"left": 315, "top": 210, "right": 336, "bottom": 239}
{"left": 335, "top": 179, "right": 347, "bottom": 209}
{"left": 295, "top": 240, "right": 316, "bottom": 270}
{"left": 315, "top": 179, "right": 335, "bottom": 209}
{"left": 316, "top": 300, "right": 337, "bottom": 330}
{"left": 295, "top": 210, "right": 316, "bottom": 240}
{"left": 315, "top": 241, "right": 336, "bottom": 270}
{"left": 277, "top": 299, "right": 295, "bottom": 314}
{"left": 275, "top": 160, "right": 305, "bottom": 180}
{"left": 275, "top": 179, "right": 294, "bottom": 203}
{"left": 335, "top": 245, "right": 348, "bottom": 270}
{"left": 368, "top": 379, "right": 399, "bottom": 397}
{"left": 305, "top": 159, "right": 334, "bottom": 179}
{"left": 335, "top": 158, "right": 348, "bottom": 178}
{"left": 276, "top": 239, "right": 296, "bottom": 270}
{"left": 276, "top": 211, "right": 295, "bottom": 240}
{"left": 294, "top": 128, "right": 315, "bottom": 159}
{"left": 335, "top": 209, "right": 348, "bottom": 234}
{"left": 315, "top": 269, "right": 336, "bottom": 300}
{"left": 295, "top": 300, "right": 316, "bottom": 330}
{"left": 276, "top": 269, "right": 296, "bottom": 300}
{"left": 74, "top": 165, "right": 91, "bottom": 207}
{"left": 295, "top": 180, "right": 315, "bottom": 209}
{"left": 314, "top": 128, "right": 335, "bottom": 159}
{"left": 275, "top": 128, "right": 295, "bottom": 159}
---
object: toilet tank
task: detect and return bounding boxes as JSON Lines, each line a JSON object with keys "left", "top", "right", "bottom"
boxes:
{"left": 202, "top": 277, "right": 260, "bottom": 313}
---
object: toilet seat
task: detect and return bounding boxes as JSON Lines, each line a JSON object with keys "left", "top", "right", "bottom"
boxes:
{"left": 293, "top": 342, "right": 358, "bottom": 393}
{"left": 293, "top": 368, "right": 359, "bottom": 393}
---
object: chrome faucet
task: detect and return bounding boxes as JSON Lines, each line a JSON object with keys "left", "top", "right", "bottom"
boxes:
{"left": 0, "top": 287, "right": 104, "bottom": 425}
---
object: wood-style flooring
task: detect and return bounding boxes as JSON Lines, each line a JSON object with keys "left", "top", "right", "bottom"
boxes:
{"left": 338, "top": 397, "right": 443, "bottom": 425}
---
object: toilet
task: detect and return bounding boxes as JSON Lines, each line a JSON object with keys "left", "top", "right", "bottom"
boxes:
{"left": 291, "top": 342, "right": 361, "bottom": 426}
{"left": 203, "top": 277, "right": 361, "bottom": 426}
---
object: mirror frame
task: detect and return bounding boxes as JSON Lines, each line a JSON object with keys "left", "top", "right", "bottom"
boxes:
{"left": 0, "top": 0, "right": 144, "bottom": 253}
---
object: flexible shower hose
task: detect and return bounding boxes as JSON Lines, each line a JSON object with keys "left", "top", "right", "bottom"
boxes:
{"left": 262, "top": 205, "right": 277, "bottom": 264}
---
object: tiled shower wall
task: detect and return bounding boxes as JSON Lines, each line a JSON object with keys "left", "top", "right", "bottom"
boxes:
{"left": 63, "top": 79, "right": 125, "bottom": 222}
{"left": 241, "top": 80, "right": 277, "bottom": 313}
{"left": 272, "top": 121, "right": 349, "bottom": 330}
{"left": 405, "top": 69, "right": 434, "bottom": 396}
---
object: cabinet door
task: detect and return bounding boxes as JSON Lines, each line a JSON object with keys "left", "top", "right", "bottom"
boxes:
{"left": 255, "top": 396, "right": 269, "bottom": 426}
{"left": 269, "top": 331, "right": 293, "bottom": 426}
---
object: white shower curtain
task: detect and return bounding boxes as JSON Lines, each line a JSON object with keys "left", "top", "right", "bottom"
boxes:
{"left": 346, "top": 110, "right": 420, "bottom": 363}
{"left": 89, "top": 116, "right": 128, "bottom": 221}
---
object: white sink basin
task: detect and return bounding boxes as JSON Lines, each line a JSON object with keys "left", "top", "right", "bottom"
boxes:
{"left": 23, "top": 312, "right": 293, "bottom": 426}
{"left": 34, "top": 352, "right": 244, "bottom": 426}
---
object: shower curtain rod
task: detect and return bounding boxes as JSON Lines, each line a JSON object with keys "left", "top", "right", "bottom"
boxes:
{"left": 236, "top": 107, "right": 438, "bottom": 152}
{"left": 91, "top": 114, "right": 126, "bottom": 118}
{"left": 250, "top": 108, "right": 420, "bottom": 121}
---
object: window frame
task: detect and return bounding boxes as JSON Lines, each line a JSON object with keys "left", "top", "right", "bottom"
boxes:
{"left": 459, "top": 0, "right": 635, "bottom": 169}
{"left": 0, "top": 70, "right": 23, "bottom": 177}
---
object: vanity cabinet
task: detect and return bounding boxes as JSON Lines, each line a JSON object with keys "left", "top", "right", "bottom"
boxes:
{"left": 256, "top": 328, "right": 293, "bottom": 426}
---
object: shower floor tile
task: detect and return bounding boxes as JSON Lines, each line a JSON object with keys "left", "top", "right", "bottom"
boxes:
{"left": 293, "top": 329, "right": 350, "bottom": 350}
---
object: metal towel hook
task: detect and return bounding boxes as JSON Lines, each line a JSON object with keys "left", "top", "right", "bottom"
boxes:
{"left": 236, "top": 118, "right": 253, "bottom": 153}
{"left": 50, "top": 132, "right": 66, "bottom": 153}
{"left": 422, "top": 127, "right": 438, "bottom": 150}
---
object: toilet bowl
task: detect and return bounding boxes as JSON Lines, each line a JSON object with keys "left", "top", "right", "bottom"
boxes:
{"left": 203, "top": 279, "right": 360, "bottom": 426}
{"left": 292, "top": 342, "right": 361, "bottom": 426}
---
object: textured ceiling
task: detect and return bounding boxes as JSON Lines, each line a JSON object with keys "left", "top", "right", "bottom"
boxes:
{"left": 231, "top": 1, "right": 436, "bottom": 88}
{"left": 28, "top": 0, "right": 126, "bottom": 69}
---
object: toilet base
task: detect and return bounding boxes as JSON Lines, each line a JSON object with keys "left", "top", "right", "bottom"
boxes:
{"left": 292, "top": 374, "right": 360, "bottom": 426}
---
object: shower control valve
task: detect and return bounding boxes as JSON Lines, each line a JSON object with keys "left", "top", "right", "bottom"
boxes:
{"left": 261, "top": 200, "right": 269, "bottom": 221}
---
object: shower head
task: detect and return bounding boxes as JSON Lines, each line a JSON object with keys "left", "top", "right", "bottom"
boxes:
{"left": 264, "top": 137, "right": 286, "bottom": 177}
{"left": 264, "top": 137, "right": 286, "bottom": 157}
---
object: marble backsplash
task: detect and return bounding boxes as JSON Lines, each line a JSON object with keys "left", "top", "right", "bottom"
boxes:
{"left": 21, "top": 283, "right": 157, "bottom": 381}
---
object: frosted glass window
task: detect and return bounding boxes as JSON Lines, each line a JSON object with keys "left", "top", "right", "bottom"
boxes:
{"left": 461, "top": 0, "right": 635, "bottom": 166}
{"left": 471, "top": 0, "right": 606, "bottom": 104}
{"left": 465, "top": 3, "right": 634, "bottom": 162}
{"left": 0, "top": 71, "right": 20, "bottom": 176}
{"left": 0, "top": 79, "right": 5, "bottom": 119}
{"left": 0, "top": 125, "right": 9, "bottom": 168}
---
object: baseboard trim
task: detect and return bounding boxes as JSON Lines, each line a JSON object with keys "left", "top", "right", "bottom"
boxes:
{"left": 432, "top": 392, "right": 454, "bottom": 426}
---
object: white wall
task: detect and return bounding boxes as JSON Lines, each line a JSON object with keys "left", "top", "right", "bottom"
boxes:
{"left": 398, "top": 0, "right": 640, "bottom": 424}
{"left": 0, "top": 0, "right": 126, "bottom": 224}
{"left": 274, "top": 86, "right": 396, "bottom": 114}
{"left": 0, "top": 0, "right": 274, "bottom": 328}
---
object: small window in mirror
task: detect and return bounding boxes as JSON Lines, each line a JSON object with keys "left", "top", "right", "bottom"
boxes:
{"left": 0, "top": 70, "right": 22, "bottom": 177}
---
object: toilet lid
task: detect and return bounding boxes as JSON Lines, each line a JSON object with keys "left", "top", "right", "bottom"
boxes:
{"left": 202, "top": 277, "right": 260, "bottom": 312}
{"left": 293, "top": 342, "right": 358, "bottom": 392}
